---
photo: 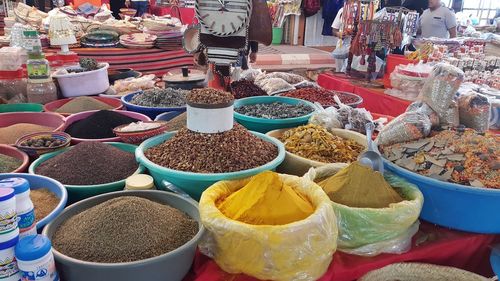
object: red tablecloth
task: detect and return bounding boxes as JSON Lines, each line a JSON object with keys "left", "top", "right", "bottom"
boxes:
{"left": 184, "top": 222, "right": 495, "bottom": 281}
{"left": 318, "top": 73, "right": 411, "bottom": 117}
{"left": 72, "top": 48, "right": 193, "bottom": 76}
{"left": 150, "top": 6, "right": 196, "bottom": 24}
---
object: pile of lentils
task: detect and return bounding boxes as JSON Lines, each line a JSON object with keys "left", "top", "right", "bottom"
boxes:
{"left": 235, "top": 102, "right": 314, "bottom": 119}
{"left": 65, "top": 110, "right": 139, "bottom": 139}
{"left": 52, "top": 196, "right": 198, "bottom": 263}
{"left": 145, "top": 124, "right": 278, "bottom": 173}
{"left": 230, "top": 80, "right": 267, "bottom": 99}
{"left": 187, "top": 88, "right": 234, "bottom": 105}
{"left": 130, "top": 88, "right": 188, "bottom": 108}
{"left": 281, "top": 88, "right": 360, "bottom": 106}
{"left": 35, "top": 142, "right": 138, "bottom": 185}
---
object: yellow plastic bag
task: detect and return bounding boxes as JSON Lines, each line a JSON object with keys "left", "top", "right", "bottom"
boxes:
{"left": 199, "top": 174, "right": 338, "bottom": 281}
{"left": 304, "top": 164, "right": 423, "bottom": 257}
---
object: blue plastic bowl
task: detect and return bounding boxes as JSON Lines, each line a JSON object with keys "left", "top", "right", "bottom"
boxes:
{"left": 154, "top": 111, "right": 184, "bottom": 122}
{"left": 136, "top": 131, "right": 286, "bottom": 200}
{"left": 491, "top": 245, "right": 500, "bottom": 276}
{"left": 384, "top": 160, "right": 500, "bottom": 234}
{"left": 0, "top": 173, "right": 67, "bottom": 231}
{"left": 29, "top": 142, "right": 144, "bottom": 203}
{"left": 233, "top": 96, "right": 316, "bottom": 133}
{"left": 121, "top": 92, "right": 186, "bottom": 119}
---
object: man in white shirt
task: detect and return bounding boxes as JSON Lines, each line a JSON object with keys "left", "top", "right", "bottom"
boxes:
{"left": 418, "top": 0, "right": 457, "bottom": 38}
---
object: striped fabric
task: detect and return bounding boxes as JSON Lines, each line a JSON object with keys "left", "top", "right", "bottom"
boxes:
{"left": 72, "top": 48, "right": 194, "bottom": 75}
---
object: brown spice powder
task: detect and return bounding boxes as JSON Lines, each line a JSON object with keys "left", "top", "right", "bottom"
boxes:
{"left": 52, "top": 196, "right": 199, "bottom": 263}
{"left": 0, "top": 123, "right": 53, "bottom": 144}
{"left": 31, "top": 188, "right": 59, "bottom": 223}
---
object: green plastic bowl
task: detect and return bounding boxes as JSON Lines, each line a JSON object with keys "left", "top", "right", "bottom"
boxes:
{"left": 233, "top": 96, "right": 316, "bottom": 133}
{"left": 136, "top": 131, "right": 285, "bottom": 200}
{"left": 0, "top": 103, "right": 43, "bottom": 113}
{"left": 29, "top": 142, "right": 144, "bottom": 203}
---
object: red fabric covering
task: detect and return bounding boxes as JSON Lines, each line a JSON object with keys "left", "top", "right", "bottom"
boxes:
{"left": 184, "top": 222, "right": 495, "bottom": 281}
{"left": 72, "top": 48, "right": 193, "bottom": 76}
{"left": 318, "top": 73, "right": 411, "bottom": 117}
{"left": 149, "top": 6, "right": 196, "bottom": 24}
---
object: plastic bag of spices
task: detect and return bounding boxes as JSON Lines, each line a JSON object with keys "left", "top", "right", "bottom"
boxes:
{"left": 457, "top": 91, "right": 491, "bottom": 133}
{"left": 255, "top": 77, "right": 296, "bottom": 95}
{"left": 199, "top": 174, "right": 337, "bottom": 281}
{"left": 440, "top": 101, "right": 460, "bottom": 128}
{"left": 406, "top": 101, "right": 440, "bottom": 127}
{"left": 308, "top": 106, "right": 343, "bottom": 132}
{"left": 304, "top": 164, "right": 423, "bottom": 257}
{"left": 418, "top": 63, "right": 464, "bottom": 119}
{"left": 376, "top": 112, "right": 432, "bottom": 147}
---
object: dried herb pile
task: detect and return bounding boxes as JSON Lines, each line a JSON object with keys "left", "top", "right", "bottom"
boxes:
{"left": 235, "top": 102, "right": 314, "bottom": 119}
{"left": 380, "top": 129, "right": 499, "bottom": 188}
{"left": 55, "top": 97, "right": 113, "bottom": 114}
{"left": 130, "top": 88, "right": 188, "bottom": 108}
{"left": 280, "top": 124, "right": 364, "bottom": 163}
{"left": 36, "top": 142, "right": 138, "bottom": 185}
{"left": 187, "top": 88, "right": 234, "bottom": 105}
{"left": 145, "top": 124, "right": 278, "bottom": 173}
{"left": 52, "top": 196, "right": 198, "bottom": 263}
{"left": 31, "top": 188, "right": 59, "bottom": 223}
{"left": 0, "top": 154, "right": 22, "bottom": 173}
{"left": 230, "top": 80, "right": 267, "bottom": 99}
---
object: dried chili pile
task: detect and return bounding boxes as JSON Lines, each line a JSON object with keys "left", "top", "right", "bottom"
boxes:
{"left": 282, "top": 88, "right": 360, "bottom": 106}
{"left": 380, "top": 129, "right": 499, "bottom": 188}
{"left": 230, "top": 80, "right": 267, "bottom": 99}
{"left": 279, "top": 124, "right": 364, "bottom": 163}
{"left": 145, "top": 124, "right": 278, "bottom": 173}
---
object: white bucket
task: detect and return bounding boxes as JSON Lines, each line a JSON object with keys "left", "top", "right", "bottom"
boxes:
{"left": 52, "top": 63, "right": 110, "bottom": 98}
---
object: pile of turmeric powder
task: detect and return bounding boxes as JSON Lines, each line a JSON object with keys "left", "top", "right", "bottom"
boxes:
{"left": 318, "top": 162, "right": 403, "bottom": 208}
{"left": 217, "top": 171, "right": 314, "bottom": 225}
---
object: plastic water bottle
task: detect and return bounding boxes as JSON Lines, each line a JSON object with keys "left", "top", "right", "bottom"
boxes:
{"left": 0, "top": 179, "right": 36, "bottom": 238}
{"left": 15, "top": 235, "right": 58, "bottom": 281}
{"left": 0, "top": 227, "right": 21, "bottom": 281}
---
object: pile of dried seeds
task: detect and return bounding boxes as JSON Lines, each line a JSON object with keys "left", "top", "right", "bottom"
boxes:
{"left": 52, "top": 196, "right": 198, "bottom": 263}
{"left": 235, "top": 102, "right": 314, "bottom": 119}
{"left": 187, "top": 88, "right": 234, "bottom": 105}
{"left": 145, "top": 124, "right": 278, "bottom": 173}
{"left": 130, "top": 88, "right": 188, "bottom": 108}
{"left": 380, "top": 129, "right": 499, "bottom": 188}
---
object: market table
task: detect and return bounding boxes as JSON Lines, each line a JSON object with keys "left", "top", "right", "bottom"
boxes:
{"left": 184, "top": 222, "right": 496, "bottom": 281}
{"left": 150, "top": 6, "right": 196, "bottom": 24}
{"left": 72, "top": 48, "right": 193, "bottom": 76}
{"left": 317, "top": 73, "right": 411, "bottom": 117}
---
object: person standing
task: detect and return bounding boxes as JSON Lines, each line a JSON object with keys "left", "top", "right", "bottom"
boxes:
{"left": 240, "top": 41, "right": 258, "bottom": 70}
{"left": 125, "top": 0, "right": 149, "bottom": 17}
{"left": 418, "top": 0, "right": 457, "bottom": 38}
{"left": 110, "top": 0, "right": 126, "bottom": 19}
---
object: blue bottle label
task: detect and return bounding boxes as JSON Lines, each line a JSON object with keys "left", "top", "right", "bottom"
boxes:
{"left": 18, "top": 210, "right": 35, "bottom": 231}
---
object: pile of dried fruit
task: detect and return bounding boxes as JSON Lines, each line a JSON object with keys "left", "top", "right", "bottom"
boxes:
{"left": 279, "top": 124, "right": 364, "bottom": 163}
{"left": 230, "top": 80, "right": 267, "bottom": 99}
{"left": 380, "top": 129, "right": 499, "bottom": 188}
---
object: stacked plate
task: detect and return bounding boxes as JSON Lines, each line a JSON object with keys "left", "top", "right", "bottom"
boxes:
{"left": 119, "top": 33, "right": 157, "bottom": 49}
{"left": 81, "top": 30, "right": 120, "bottom": 48}
{"left": 146, "top": 30, "right": 182, "bottom": 51}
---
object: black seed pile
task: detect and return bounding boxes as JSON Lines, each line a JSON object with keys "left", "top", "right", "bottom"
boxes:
{"left": 52, "top": 196, "right": 198, "bottom": 263}
{"left": 35, "top": 142, "right": 138, "bottom": 185}
{"left": 235, "top": 102, "right": 314, "bottom": 119}
{"left": 65, "top": 110, "right": 139, "bottom": 139}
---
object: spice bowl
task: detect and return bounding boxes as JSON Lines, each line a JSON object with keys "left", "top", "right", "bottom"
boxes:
{"left": 61, "top": 110, "right": 151, "bottom": 144}
{"left": 43, "top": 97, "right": 124, "bottom": 116}
{"left": 0, "top": 144, "right": 30, "bottom": 173}
{"left": 136, "top": 131, "right": 286, "bottom": 200}
{"left": 29, "top": 142, "right": 145, "bottom": 203}
{"left": 0, "top": 112, "right": 66, "bottom": 139}
{"left": 113, "top": 121, "right": 168, "bottom": 144}
{"left": 121, "top": 91, "right": 186, "bottom": 119}
{"left": 42, "top": 190, "right": 205, "bottom": 281}
{"left": 233, "top": 96, "right": 317, "bottom": 133}
{"left": 266, "top": 128, "right": 367, "bottom": 176}
{"left": 15, "top": 132, "right": 71, "bottom": 158}
{"left": 0, "top": 103, "right": 43, "bottom": 113}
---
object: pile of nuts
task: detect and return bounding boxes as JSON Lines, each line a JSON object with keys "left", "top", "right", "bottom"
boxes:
{"left": 20, "top": 136, "right": 65, "bottom": 148}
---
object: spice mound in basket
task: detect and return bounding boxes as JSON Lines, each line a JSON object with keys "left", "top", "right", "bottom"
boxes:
{"left": 0, "top": 124, "right": 53, "bottom": 144}
{"left": 55, "top": 97, "right": 113, "bottom": 114}
{"left": 187, "top": 88, "right": 234, "bottom": 105}
{"left": 130, "top": 88, "right": 188, "bottom": 108}
{"left": 145, "top": 124, "right": 278, "bottom": 173}
{"left": 279, "top": 124, "right": 364, "bottom": 163}
{"left": 281, "top": 88, "right": 360, "bottom": 107}
{"left": 35, "top": 142, "right": 138, "bottom": 185}
{"left": 230, "top": 80, "right": 267, "bottom": 99}
{"left": 0, "top": 154, "right": 22, "bottom": 173}
{"left": 52, "top": 196, "right": 198, "bottom": 263}
{"left": 65, "top": 110, "right": 139, "bottom": 139}
{"left": 32, "top": 189, "right": 59, "bottom": 223}
{"left": 380, "top": 128, "right": 499, "bottom": 188}
{"left": 235, "top": 102, "right": 314, "bottom": 119}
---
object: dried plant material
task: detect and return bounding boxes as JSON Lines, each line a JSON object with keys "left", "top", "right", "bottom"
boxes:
{"left": 235, "top": 102, "right": 314, "bottom": 119}
{"left": 130, "top": 88, "right": 188, "bottom": 108}
{"left": 279, "top": 124, "right": 364, "bottom": 163}
{"left": 187, "top": 88, "right": 234, "bottom": 105}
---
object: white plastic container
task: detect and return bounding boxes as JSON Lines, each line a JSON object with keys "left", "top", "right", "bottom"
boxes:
{"left": 187, "top": 103, "right": 234, "bottom": 133}
{"left": 15, "top": 235, "right": 58, "bottom": 281}
{"left": 0, "top": 228, "right": 21, "bottom": 281}
{"left": 125, "top": 174, "right": 155, "bottom": 190}
{"left": 0, "top": 188, "right": 18, "bottom": 234}
{"left": 52, "top": 63, "right": 110, "bottom": 97}
{"left": 0, "top": 179, "right": 36, "bottom": 238}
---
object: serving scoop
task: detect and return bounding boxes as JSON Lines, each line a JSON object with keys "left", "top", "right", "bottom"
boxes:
{"left": 358, "top": 122, "right": 384, "bottom": 174}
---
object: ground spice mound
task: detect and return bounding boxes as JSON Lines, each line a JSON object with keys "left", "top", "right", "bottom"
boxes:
{"left": 52, "top": 196, "right": 198, "bottom": 263}
{"left": 145, "top": 124, "right": 278, "bottom": 173}
{"left": 0, "top": 123, "right": 53, "bottom": 144}
{"left": 31, "top": 188, "right": 59, "bottom": 223}
{"left": 55, "top": 97, "right": 113, "bottom": 114}
{"left": 64, "top": 110, "right": 139, "bottom": 139}
{"left": 35, "top": 142, "right": 138, "bottom": 185}
{"left": 187, "top": 88, "right": 234, "bottom": 105}
{"left": 0, "top": 154, "right": 22, "bottom": 173}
